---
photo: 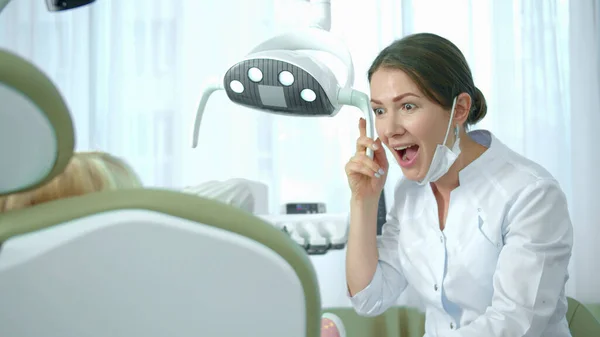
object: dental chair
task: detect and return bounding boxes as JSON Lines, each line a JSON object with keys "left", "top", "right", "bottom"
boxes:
{"left": 0, "top": 49, "right": 321, "bottom": 336}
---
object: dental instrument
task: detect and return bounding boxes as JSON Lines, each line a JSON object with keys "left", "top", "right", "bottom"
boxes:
{"left": 260, "top": 212, "right": 349, "bottom": 255}
{"left": 191, "top": 0, "right": 375, "bottom": 159}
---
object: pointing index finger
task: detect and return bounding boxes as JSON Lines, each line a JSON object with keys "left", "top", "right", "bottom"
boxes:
{"left": 358, "top": 118, "right": 366, "bottom": 137}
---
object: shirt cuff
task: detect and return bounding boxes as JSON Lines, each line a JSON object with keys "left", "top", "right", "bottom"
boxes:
{"left": 346, "top": 264, "right": 384, "bottom": 313}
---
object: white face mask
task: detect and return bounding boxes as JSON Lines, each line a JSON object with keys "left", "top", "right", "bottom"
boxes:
{"left": 416, "top": 97, "right": 461, "bottom": 186}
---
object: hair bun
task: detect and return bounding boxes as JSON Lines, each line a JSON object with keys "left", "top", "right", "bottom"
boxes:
{"left": 468, "top": 87, "right": 488, "bottom": 125}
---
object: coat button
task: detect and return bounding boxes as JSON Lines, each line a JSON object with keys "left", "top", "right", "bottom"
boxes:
{"left": 434, "top": 284, "right": 438, "bottom": 291}
{"left": 450, "top": 322, "right": 455, "bottom": 329}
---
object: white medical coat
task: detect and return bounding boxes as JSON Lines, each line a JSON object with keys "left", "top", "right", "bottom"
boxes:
{"left": 349, "top": 130, "right": 573, "bottom": 337}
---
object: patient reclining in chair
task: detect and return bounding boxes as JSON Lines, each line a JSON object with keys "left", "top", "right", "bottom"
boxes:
{"left": 0, "top": 151, "right": 142, "bottom": 213}
{"left": 0, "top": 151, "right": 256, "bottom": 213}
{"left": 0, "top": 150, "right": 348, "bottom": 337}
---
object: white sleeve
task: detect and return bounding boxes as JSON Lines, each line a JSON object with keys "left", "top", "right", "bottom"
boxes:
{"left": 444, "top": 179, "right": 573, "bottom": 337}
{"left": 348, "top": 208, "right": 409, "bottom": 317}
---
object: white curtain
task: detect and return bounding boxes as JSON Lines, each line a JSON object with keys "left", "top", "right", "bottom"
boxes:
{"left": 1, "top": 0, "right": 598, "bottom": 307}
{"left": 568, "top": 0, "right": 600, "bottom": 304}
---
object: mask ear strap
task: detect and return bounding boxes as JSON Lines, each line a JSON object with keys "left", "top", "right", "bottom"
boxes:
{"left": 442, "top": 97, "right": 459, "bottom": 146}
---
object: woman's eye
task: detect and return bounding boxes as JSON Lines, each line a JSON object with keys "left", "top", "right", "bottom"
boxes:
{"left": 373, "top": 108, "right": 385, "bottom": 115}
{"left": 402, "top": 103, "right": 416, "bottom": 111}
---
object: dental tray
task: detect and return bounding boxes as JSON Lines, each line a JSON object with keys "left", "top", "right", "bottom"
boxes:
{"left": 258, "top": 213, "right": 349, "bottom": 255}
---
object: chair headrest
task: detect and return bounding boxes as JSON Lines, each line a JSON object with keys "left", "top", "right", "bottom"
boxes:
{"left": 0, "top": 49, "right": 74, "bottom": 196}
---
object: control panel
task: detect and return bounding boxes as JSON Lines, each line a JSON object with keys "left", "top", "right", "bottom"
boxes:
{"left": 284, "top": 202, "right": 326, "bottom": 214}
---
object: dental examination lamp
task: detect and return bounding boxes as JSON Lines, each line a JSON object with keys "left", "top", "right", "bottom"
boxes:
{"left": 0, "top": 0, "right": 95, "bottom": 13}
{"left": 191, "top": 0, "right": 375, "bottom": 159}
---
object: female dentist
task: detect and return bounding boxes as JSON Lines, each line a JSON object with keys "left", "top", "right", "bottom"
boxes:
{"left": 342, "top": 32, "right": 573, "bottom": 337}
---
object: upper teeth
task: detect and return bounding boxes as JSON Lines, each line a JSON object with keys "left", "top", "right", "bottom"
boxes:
{"left": 394, "top": 145, "right": 415, "bottom": 150}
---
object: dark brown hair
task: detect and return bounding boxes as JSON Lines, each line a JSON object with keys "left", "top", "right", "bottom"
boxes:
{"left": 368, "top": 33, "right": 487, "bottom": 126}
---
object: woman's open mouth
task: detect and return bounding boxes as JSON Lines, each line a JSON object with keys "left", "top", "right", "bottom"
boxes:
{"left": 394, "top": 144, "right": 419, "bottom": 168}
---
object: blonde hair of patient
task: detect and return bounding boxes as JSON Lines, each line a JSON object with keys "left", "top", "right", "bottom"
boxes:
{"left": 0, "top": 151, "right": 142, "bottom": 212}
